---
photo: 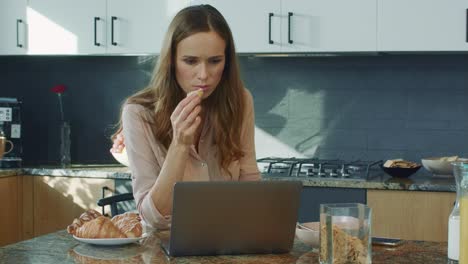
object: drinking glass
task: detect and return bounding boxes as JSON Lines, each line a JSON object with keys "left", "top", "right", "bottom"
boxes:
{"left": 319, "top": 203, "right": 372, "bottom": 264}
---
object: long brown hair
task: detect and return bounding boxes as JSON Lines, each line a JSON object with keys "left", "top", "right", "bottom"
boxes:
{"left": 113, "top": 5, "right": 246, "bottom": 173}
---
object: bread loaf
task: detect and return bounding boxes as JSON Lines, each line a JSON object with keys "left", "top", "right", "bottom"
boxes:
{"left": 75, "top": 216, "right": 126, "bottom": 239}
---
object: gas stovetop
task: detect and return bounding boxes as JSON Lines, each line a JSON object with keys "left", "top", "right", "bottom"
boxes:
{"left": 257, "top": 157, "right": 384, "bottom": 181}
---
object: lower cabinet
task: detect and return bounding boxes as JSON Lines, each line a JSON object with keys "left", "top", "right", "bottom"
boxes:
{"left": 298, "top": 186, "right": 366, "bottom": 223}
{"left": 30, "top": 176, "right": 115, "bottom": 237}
{"left": 0, "top": 175, "right": 115, "bottom": 246}
{"left": 0, "top": 176, "right": 22, "bottom": 247}
{"left": 367, "top": 189, "right": 456, "bottom": 242}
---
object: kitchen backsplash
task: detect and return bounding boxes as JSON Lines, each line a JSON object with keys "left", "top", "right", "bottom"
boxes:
{"left": 1, "top": 54, "right": 467, "bottom": 165}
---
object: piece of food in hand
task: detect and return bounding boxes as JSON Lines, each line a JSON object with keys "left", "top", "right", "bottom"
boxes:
{"left": 111, "top": 212, "right": 142, "bottom": 238}
{"left": 67, "top": 209, "right": 102, "bottom": 235}
{"left": 384, "top": 159, "right": 419, "bottom": 168}
{"left": 75, "top": 216, "right": 126, "bottom": 239}
{"left": 187, "top": 88, "right": 204, "bottom": 98}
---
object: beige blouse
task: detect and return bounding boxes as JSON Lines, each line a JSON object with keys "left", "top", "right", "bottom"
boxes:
{"left": 122, "top": 88, "right": 261, "bottom": 229}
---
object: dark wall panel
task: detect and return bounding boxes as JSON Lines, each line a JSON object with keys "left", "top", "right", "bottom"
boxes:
{"left": 1, "top": 54, "right": 467, "bottom": 165}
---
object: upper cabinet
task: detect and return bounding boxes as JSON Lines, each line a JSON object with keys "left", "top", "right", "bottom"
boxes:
{"left": 191, "top": 0, "right": 282, "bottom": 53}
{"left": 3, "top": 1, "right": 468, "bottom": 55}
{"left": 191, "top": 0, "right": 377, "bottom": 53}
{"left": 378, "top": 0, "right": 468, "bottom": 51}
{"left": 0, "top": 0, "right": 28, "bottom": 55}
{"left": 105, "top": 0, "right": 171, "bottom": 55}
{"left": 27, "top": 0, "right": 106, "bottom": 54}
{"left": 282, "top": 0, "right": 377, "bottom": 52}
{"left": 27, "top": 0, "right": 189, "bottom": 55}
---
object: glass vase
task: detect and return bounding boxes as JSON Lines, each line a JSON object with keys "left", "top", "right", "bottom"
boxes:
{"left": 60, "top": 121, "right": 71, "bottom": 168}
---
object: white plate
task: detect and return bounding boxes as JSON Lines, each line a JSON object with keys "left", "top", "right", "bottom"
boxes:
{"left": 73, "top": 233, "right": 148, "bottom": 246}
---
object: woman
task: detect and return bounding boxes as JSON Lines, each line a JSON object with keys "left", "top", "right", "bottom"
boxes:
{"left": 111, "top": 5, "right": 260, "bottom": 229}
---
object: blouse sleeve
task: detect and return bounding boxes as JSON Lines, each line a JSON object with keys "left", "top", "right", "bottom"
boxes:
{"left": 122, "top": 104, "right": 171, "bottom": 229}
{"left": 238, "top": 89, "right": 262, "bottom": 181}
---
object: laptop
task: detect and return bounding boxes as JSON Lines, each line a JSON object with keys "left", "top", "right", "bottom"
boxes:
{"left": 160, "top": 180, "right": 302, "bottom": 257}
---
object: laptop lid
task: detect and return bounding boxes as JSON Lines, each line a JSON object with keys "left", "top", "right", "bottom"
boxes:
{"left": 161, "top": 180, "right": 302, "bottom": 257}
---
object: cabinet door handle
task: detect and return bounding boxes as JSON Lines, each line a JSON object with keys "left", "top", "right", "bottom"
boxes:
{"left": 94, "top": 17, "right": 101, "bottom": 46}
{"left": 111, "top": 16, "right": 117, "bottom": 46}
{"left": 16, "top": 19, "right": 23, "bottom": 48}
{"left": 268, "top": 13, "right": 274, "bottom": 44}
{"left": 288, "top": 12, "right": 293, "bottom": 44}
{"left": 466, "top": 9, "right": 468, "bottom": 43}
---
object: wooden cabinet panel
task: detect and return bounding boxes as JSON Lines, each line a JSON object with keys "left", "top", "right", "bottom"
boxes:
{"left": 20, "top": 176, "right": 34, "bottom": 241}
{"left": 32, "top": 176, "right": 115, "bottom": 237}
{"left": 1, "top": 175, "right": 116, "bottom": 245}
{"left": 367, "top": 190, "right": 456, "bottom": 242}
{"left": 0, "top": 176, "right": 21, "bottom": 246}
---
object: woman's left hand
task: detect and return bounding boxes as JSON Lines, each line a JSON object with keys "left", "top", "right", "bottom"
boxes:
{"left": 110, "top": 132, "right": 125, "bottom": 153}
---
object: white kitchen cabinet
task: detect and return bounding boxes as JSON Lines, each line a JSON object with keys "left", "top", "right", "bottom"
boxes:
{"left": 27, "top": 0, "right": 188, "bottom": 55}
{"left": 191, "top": 0, "right": 282, "bottom": 53}
{"left": 0, "top": 0, "right": 28, "bottom": 55}
{"left": 27, "top": 0, "right": 107, "bottom": 54}
{"left": 282, "top": 0, "right": 377, "bottom": 52}
{"left": 106, "top": 0, "right": 186, "bottom": 54}
{"left": 378, "top": 0, "right": 468, "bottom": 51}
{"left": 190, "top": 0, "right": 376, "bottom": 53}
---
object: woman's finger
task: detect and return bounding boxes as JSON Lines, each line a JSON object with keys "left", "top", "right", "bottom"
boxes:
{"left": 184, "top": 116, "right": 202, "bottom": 136}
{"left": 173, "top": 96, "right": 201, "bottom": 124}
{"left": 177, "top": 105, "right": 202, "bottom": 131}
{"left": 172, "top": 89, "right": 203, "bottom": 119}
{"left": 172, "top": 90, "right": 201, "bottom": 118}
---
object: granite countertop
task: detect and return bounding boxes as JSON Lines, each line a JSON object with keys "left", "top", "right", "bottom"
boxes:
{"left": 0, "top": 229, "right": 449, "bottom": 264}
{"left": 0, "top": 166, "right": 456, "bottom": 192}
{"left": 266, "top": 173, "right": 457, "bottom": 192}
{"left": 0, "top": 169, "right": 21, "bottom": 178}
{"left": 0, "top": 165, "right": 131, "bottom": 180}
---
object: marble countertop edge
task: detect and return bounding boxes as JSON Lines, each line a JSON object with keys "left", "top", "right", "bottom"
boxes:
{"left": 0, "top": 166, "right": 456, "bottom": 192}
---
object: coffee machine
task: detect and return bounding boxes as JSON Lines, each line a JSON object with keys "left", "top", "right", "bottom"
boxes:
{"left": 0, "top": 98, "right": 22, "bottom": 168}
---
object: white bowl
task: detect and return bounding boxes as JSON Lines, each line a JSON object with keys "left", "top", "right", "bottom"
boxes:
{"left": 295, "top": 222, "right": 319, "bottom": 248}
{"left": 421, "top": 157, "right": 468, "bottom": 176}
{"left": 111, "top": 147, "right": 129, "bottom": 167}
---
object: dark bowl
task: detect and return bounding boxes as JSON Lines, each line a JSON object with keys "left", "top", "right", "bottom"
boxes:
{"left": 380, "top": 164, "right": 422, "bottom": 178}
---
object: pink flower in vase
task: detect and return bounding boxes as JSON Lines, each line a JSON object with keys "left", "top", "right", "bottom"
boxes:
{"left": 51, "top": 84, "right": 67, "bottom": 121}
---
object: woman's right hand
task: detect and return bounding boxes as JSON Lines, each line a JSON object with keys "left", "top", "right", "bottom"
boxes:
{"left": 170, "top": 90, "right": 203, "bottom": 147}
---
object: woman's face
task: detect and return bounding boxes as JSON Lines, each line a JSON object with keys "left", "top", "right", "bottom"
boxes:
{"left": 175, "top": 31, "right": 226, "bottom": 99}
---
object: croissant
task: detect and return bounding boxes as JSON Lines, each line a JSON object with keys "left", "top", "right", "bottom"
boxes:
{"left": 111, "top": 212, "right": 142, "bottom": 238}
{"left": 67, "top": 209, "right": 102, "bottom": 235}
{"left": 75, "top": 216, "right": 126, "bottom": 239}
